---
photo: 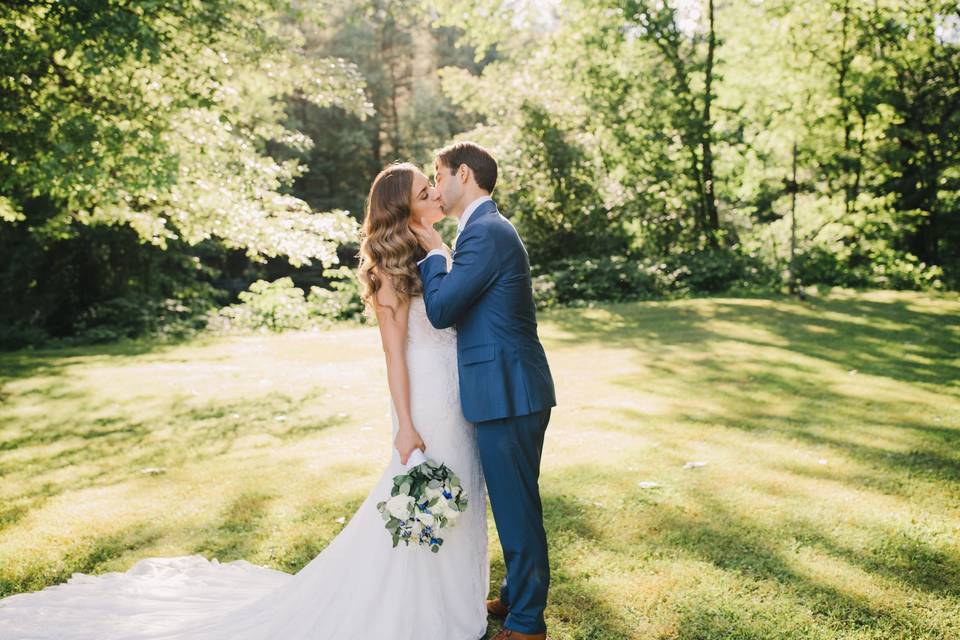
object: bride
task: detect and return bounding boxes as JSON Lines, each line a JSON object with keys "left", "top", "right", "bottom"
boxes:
{"left": 0, "top": 162, "right": 491, "bottom": 640}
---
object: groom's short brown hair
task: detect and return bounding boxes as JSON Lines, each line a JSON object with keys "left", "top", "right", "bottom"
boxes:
{"left": 436, "top": 141, "right": 497, "bottom": 194}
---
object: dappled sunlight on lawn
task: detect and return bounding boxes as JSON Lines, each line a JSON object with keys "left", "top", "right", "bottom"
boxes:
{"left": 2, "top": 290, "right": 959, "bottom": 639}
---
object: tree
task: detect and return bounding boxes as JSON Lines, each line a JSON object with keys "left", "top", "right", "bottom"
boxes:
{"left": 0, "top": 0, "right": 372, "bottom": 267}
{"left": 0, "top": 0, "right": 378, "bottom": 344}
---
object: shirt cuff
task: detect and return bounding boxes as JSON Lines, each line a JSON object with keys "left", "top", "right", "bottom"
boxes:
{"left": 417, "top": 248, "right": 447, "bottom": 266}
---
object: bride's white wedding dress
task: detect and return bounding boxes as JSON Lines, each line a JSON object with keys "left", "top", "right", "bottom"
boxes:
{"left": 0, "top": 294, "right": 490, "bottom": 640}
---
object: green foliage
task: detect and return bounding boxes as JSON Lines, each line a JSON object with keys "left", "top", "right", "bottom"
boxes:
{"left": 438, "top": 62, "right": 630, "bottom": 266}
{"left": 440, "top": 0, "right": 958, "bottom": 298}
{"left": 0, "top": 289, "right": 215, "bottom": 350}
{"left": 533, "top": 256, "right": 672, "bottom": 308}
{"left": 0, "top": 219, "right": 223, "bottom": 350}
{"left": 499, "top": 103, "right": 630, "bottom": 265}
{"left": 533, "top": 249, "right": 778, "bottom": 309}
{"left": 0, "top": 0, "right": 386, "bottom": 348}
{"left": 3, "top": 0, "right": 958, "bottom": 348}
{"left": 663, "top": 249, "right": 780, "bottom": 296}
{"left": 207, "top": 272, "right": 367, "bottom": 333}
{"left": 209, "top": 278, "right": 310, "bottom": 333}
{"left": 795, "top": 245, "right": 944, "bottom": 292}
{"left": 0, "top": 323, "right": 51, "bottom": 352}
{"left": 306, "top": 267, "right": 367, "bottom": 323}
{"left": 288, "top": 0, "right": 487, "bottom": 216}
{"left": 71, "top": 291, "right": 215, "bottom": 345}
{"left": 1, "top": 0, "right": 371, "bottom": 266}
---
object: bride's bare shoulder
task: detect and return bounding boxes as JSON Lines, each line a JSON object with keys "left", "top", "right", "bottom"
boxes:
{"left": 369, "top": 268, "right": 415, "bottom": 321}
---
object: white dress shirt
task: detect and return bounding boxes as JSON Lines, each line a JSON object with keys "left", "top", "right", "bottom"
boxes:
{"left": 417, "top": 195, "right": 492, "bottom": 266}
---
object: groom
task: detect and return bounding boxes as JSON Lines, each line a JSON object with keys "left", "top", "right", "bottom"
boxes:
{"left": 411, "top": 141, "right": 557, "bottom": 640}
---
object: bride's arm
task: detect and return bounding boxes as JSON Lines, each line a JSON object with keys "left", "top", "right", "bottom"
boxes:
{"left": 371, "top": 271, "right": 426, "bottom": 464}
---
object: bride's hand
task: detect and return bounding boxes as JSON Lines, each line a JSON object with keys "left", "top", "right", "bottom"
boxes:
{"left": 394, "top": 427, "right": 426, "bottom": 465}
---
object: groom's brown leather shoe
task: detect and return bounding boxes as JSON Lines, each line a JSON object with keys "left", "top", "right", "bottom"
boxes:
{"left": 486, "top": 597, "right": 509, "bottom": 618}
{"left": 489, "top": 628, "right": 546, "bottom": 640}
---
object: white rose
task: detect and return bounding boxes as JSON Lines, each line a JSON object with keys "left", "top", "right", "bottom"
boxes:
{"left": 415, "top": 510, "right": 435, "bottom": 526}
{"left": 443, "top": 506, "right": 461, "bottom": 523}
{"left": 386, "top": 494, "right": 413, "bottom": 520}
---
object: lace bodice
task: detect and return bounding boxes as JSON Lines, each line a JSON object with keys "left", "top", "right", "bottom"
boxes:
{"left": 407, "top": 248, "right": 457, "bottom": 349}
{"left": 407, "top": 295, "right": 457, "bottom": 348}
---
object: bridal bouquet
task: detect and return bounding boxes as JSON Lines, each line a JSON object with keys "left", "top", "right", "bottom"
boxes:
{"left": 377, "top": 449, "right": 468, "bottom": 553}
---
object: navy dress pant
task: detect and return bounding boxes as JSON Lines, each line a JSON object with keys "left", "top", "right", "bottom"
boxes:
{"left": 475, "top": 408, "right": 551, "bottom": 634}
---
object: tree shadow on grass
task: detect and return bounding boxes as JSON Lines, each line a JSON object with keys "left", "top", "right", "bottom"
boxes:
{"left": 278, "top": 493, "right": 367, "bottom": 574}
{"left": 0, "top": 338, "right": 190, "bottom": 390}
{"left": 541, "top": 294, "right": 959, "bottom": 636}
{"left": 191, "top": 491, "right": 277, "bottom": 563}
{"left": 1, "top": 463, "right": 377, "bottom": 597}
{"left": 474, "top": 491, "right": 642, "bottom": 638}
{"left": 604, "top": 316, "right": 960, "bottom": 493}
{"left": 671, "top": 604, "right": 815, "bottom": 640}
{"left": 536, "top": 493, "right": 644, "bottom": 639}
{"left": 778, "top": 425, "right": 960, "bottom": 485}
{"left": 711, "top": 297, "right": 960, "bottom": 389}
{"left": 542, "top": 461, "right": 959, "bottom": 639}
{"left": 0, "top": 522, "right": 163, "bottom": 597}
{"left": 0, "top": 503, "right": 29, "bottom": 532}
{"left": 605, "top": 363, "right": 960, "bottom": 604}
{"left": 546, "top": 293, "right": 960, "bottom": 390}
{"left": 785, "top": 517, "right": 960, "bottom": 601}
{"left": 0, "top": 390, "right": 349, "bottom": 520}
{"left": 646, "top": 495, "right": 952, "bottom": 639}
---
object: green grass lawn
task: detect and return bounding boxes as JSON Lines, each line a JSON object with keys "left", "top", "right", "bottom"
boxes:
{"left": 1, "top": 289, "right": 959, "bottom": 639}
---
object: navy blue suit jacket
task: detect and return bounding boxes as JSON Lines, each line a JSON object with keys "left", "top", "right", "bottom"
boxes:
{"left": 418, "top": 199, "right": 556, "bottom": 423}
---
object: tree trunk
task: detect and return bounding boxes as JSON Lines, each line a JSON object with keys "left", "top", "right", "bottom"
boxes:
{"left": 701, "top": 0, "right": 719, "bottom": 242}
{"left": 837, "top": 0, "right": 856, "bottom": 214}
{"left": 789, "top": 141, "right": 799, "bottom": 294}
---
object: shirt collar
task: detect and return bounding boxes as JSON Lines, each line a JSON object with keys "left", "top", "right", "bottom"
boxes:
{"left": 457, "top": 195, "right": 493, "bottom": 233}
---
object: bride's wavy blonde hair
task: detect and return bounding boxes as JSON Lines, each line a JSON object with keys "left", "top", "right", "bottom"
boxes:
{"left": 357, "top": 162, "right": 427, "bottom": 316}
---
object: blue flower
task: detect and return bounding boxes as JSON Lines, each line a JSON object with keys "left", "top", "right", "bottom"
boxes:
{"left": 442, "top": 490, "right": 452, "bottom": 499}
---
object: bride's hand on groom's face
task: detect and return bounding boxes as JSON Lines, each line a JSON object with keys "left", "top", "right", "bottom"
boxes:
{"left": 410, "top": 218, "right": 444, "bottom": 252}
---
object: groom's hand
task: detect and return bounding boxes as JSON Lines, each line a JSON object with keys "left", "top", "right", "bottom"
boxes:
{"left": 410, "top": 218, "right": 444, "bottom": 253}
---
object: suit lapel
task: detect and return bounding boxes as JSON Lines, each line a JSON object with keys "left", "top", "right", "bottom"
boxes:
{"left": 452, "top": 199, "right": 497, "bottom": 258}
{"left": 463, "top": 199, "right": 497, "bottom": 232}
